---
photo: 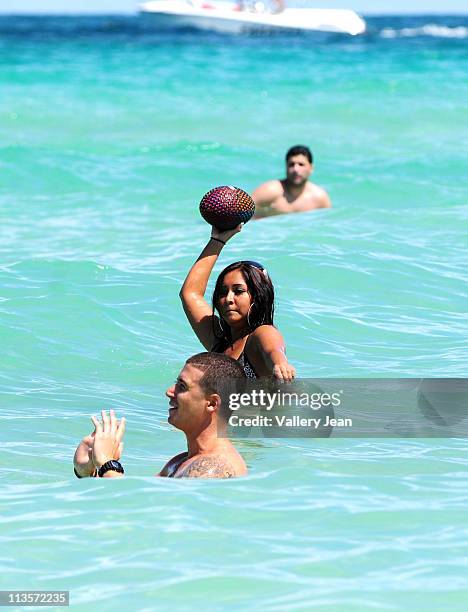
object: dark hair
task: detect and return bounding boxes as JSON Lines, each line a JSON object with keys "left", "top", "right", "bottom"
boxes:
{"left": 186, "top": 352, "right": 246, "bottom": 421}
{"left": 211, "top": 261, "right": 275, "bottom": 352}
{"left": 186, "top": 352, "right": 246, "bottom": 393}
{"left": 286, "top": 145, "right": 313, "bottom": 164}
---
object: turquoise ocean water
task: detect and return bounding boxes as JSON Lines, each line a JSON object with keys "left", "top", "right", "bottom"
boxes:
{"left": 1, "top": 15, "right": 467, "bottom": 610}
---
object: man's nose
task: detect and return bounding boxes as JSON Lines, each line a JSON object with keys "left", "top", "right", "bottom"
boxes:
{"left": 166, "top": 385, "right": 175, "bottom": 398}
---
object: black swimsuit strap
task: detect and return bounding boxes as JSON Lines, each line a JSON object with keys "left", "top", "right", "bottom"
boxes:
{"left": 238, "top": 336, "right": 257, "bottom": 379}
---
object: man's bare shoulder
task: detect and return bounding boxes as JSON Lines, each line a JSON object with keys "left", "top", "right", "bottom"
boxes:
{"left": 252, "top": 180, "right": 285, "bottom": 218}
{"left": 156, "top": 451, "right": 188, "bottom": 477}
{"left": 252, "top": 179, "right": 283, "bottom": 203}
{"left": 175, "top": 454, "right": 241, "bottom": 479}
{"left": 307, "top": 182, "right": 332, "bottom": 208}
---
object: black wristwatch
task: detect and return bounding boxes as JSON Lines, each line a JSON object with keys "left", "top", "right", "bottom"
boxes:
{"left": 98, "top": 460, "right": 125, "bottom": 478}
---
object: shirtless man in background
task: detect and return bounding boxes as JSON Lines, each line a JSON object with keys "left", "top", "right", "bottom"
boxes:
{"left": 252, "top": 145, "right": 331, "bottom": 219}
{"left": 73, "top": 352, "right": 247, "bottom": 479}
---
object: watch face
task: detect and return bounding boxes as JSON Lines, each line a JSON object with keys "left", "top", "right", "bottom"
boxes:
{"left": 99, "top": 460, "right": 124, "bottom": 476}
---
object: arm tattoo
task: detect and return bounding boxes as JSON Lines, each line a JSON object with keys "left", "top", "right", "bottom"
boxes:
{"left": 177, "top": 456, "right": 235, "bottom": 479}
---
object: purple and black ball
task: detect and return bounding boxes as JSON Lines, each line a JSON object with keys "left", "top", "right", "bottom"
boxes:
{"left": 199, "top": 186, "right": 255, "bottom": 231}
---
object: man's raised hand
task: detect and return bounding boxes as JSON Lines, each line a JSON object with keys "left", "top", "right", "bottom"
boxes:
{"left": 73, "top": 432, "right": 96, "bottom": 478}
{"left": 91, "top": 409, "right": 126, "bottom": 472}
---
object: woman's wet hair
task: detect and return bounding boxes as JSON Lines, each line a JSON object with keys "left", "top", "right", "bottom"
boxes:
{"left": 211, "top": 261, "right": 275, "bottom": 351}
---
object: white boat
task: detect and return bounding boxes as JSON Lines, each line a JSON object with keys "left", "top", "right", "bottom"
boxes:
{"left": 139, "top": 1, "right": 366, "bottom": 36}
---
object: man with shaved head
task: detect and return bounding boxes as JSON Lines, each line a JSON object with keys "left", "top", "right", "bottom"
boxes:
{"left": 73, "top": 352, "right": 247, "bottom": 479}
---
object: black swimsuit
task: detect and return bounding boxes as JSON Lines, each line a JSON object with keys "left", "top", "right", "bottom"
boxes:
{"left": 212, "top": 337, "right": 258, "bottom": 379}
{"left": 237, "top": 351, "right": 257, "bottom": 379}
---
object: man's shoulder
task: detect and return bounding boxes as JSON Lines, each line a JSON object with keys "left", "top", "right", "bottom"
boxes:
{"left": 252, "top": 180, "right": 285, "bottom": 217}
{"left": 305, "top": 182, "right": 332, "bottom": 208}
{"left": 252, "top": 179, "right": 284, "bottom": 201}
{"left": 157, "top": 451, "right": 188, "bottom": 477}
{"left": 175, "top": 453, "right": 241, "bottom": 479}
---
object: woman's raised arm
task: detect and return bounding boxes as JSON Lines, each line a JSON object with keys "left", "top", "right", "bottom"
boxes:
{"left": 179, "top": 225, "right": 242, "bottom": 350}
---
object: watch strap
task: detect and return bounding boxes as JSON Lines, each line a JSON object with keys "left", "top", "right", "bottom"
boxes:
{"left": 98, "top": 460, "right": 124, "bottom": 478}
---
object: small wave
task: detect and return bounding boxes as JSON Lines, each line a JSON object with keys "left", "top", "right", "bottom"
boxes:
{"left": 380, "top": 24, "right": 468, "bottom": 39}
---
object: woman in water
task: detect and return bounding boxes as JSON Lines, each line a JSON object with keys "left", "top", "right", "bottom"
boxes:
{"left": 180, "top": 224, "right": 295, "bottom": 381}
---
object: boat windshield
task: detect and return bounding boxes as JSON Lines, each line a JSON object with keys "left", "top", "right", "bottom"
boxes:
{"left": 236, "top": 0, "right": 285, "bottom": 14}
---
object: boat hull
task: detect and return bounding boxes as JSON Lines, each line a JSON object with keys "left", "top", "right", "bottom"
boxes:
{"left": 139, "top": 2, "right": 367, "bottom": 35}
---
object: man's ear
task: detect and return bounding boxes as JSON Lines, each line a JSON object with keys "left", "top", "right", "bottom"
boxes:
{"left": 206, "top": 393, "right": 221, "bottom": 414}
